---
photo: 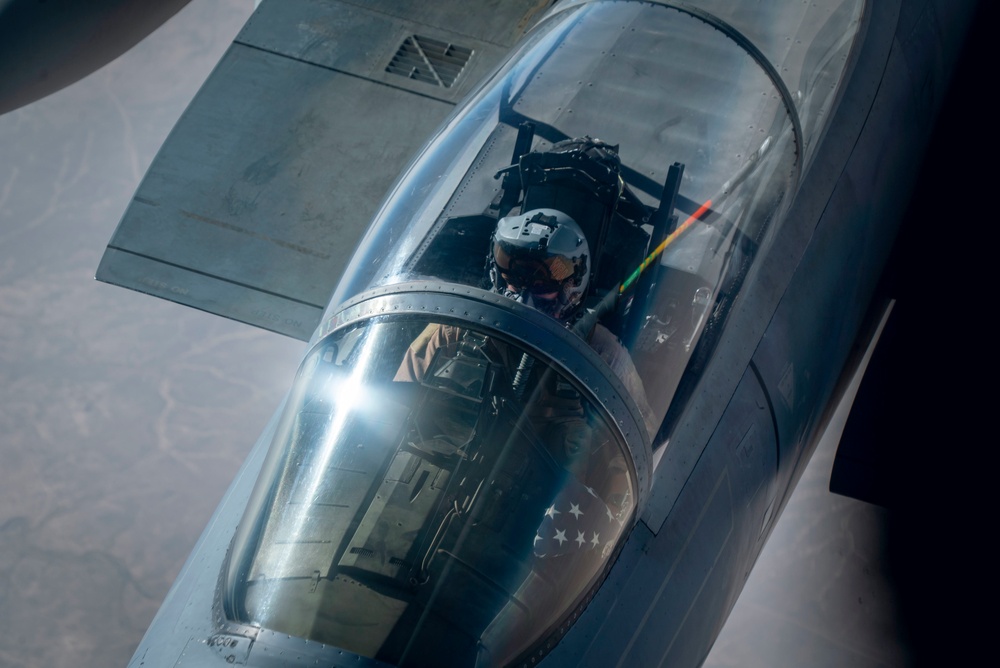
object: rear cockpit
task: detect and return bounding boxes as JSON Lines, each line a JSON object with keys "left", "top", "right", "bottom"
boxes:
{"left": 328, "top": 0, "right": 815, "bottom": 444}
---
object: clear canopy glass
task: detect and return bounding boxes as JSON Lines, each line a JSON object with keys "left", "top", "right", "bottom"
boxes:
{"left": 226, "top": 316, "right": 637, "bottom": 667}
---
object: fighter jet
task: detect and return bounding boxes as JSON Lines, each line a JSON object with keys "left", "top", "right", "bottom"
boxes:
{"left": 51, "top": 0, "right": 978, "bottom": 665}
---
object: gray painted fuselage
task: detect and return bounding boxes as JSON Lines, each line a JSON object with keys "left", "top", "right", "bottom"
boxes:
{"left": 112, "top": 1, "right": 976, "bottom": 666}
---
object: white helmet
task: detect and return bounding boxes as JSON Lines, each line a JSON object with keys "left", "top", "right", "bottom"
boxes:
{"left": 489, "top": 209, "right": 589, "bottom": 321}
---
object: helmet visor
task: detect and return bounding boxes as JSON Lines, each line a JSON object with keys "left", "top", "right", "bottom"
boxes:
{"left": 493, "top": 241, "right": 572, "bottom": 297}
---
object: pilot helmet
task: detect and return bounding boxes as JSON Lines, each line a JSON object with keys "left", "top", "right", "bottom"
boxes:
{"left": 490, "top": 208, "right": 589, "bottom": 321}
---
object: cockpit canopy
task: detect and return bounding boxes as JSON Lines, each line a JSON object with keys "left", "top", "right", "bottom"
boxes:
{"left": 327, "top": 0, "right": 819, "bottom": 442}
{"left": 225, "top": 315, "right": 637, "bottom": 667}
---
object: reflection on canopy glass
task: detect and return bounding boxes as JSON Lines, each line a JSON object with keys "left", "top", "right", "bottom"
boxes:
{"left": 226, "top": 317, "right": 636, "bottom": 667}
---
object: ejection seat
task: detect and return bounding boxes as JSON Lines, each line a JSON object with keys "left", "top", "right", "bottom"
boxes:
{"left": 515, "top": 136, "right": 650, "bottom": 298}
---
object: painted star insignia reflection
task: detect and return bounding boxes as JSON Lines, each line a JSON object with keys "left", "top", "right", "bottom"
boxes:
{"left": 534, "top": 479, "right": 621, "bottom": 558}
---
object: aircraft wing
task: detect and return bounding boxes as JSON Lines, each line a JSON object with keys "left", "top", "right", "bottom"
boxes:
{"left": 97, "top": 0, "right": 554, "bottom": 340}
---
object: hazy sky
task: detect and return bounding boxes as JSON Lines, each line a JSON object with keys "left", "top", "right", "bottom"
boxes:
{"left": 0, "top": 1, "right": 922, "bottom": 666}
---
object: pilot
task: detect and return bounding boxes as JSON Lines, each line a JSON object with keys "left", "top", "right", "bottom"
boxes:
{"left": 492, "top": 209, "right": 654, "bottom": 437}
{"left": 395, "top": 209, "right": 655, "bottom": 473}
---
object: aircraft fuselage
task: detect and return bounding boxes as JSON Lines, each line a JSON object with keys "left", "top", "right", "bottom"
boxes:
{"left": 117, "top": 1, "right": 976, "bottom": 666}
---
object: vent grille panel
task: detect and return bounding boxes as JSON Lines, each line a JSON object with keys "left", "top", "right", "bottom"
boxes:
{"left": 386, "top": 35, "right": 472, "bottom": 88}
